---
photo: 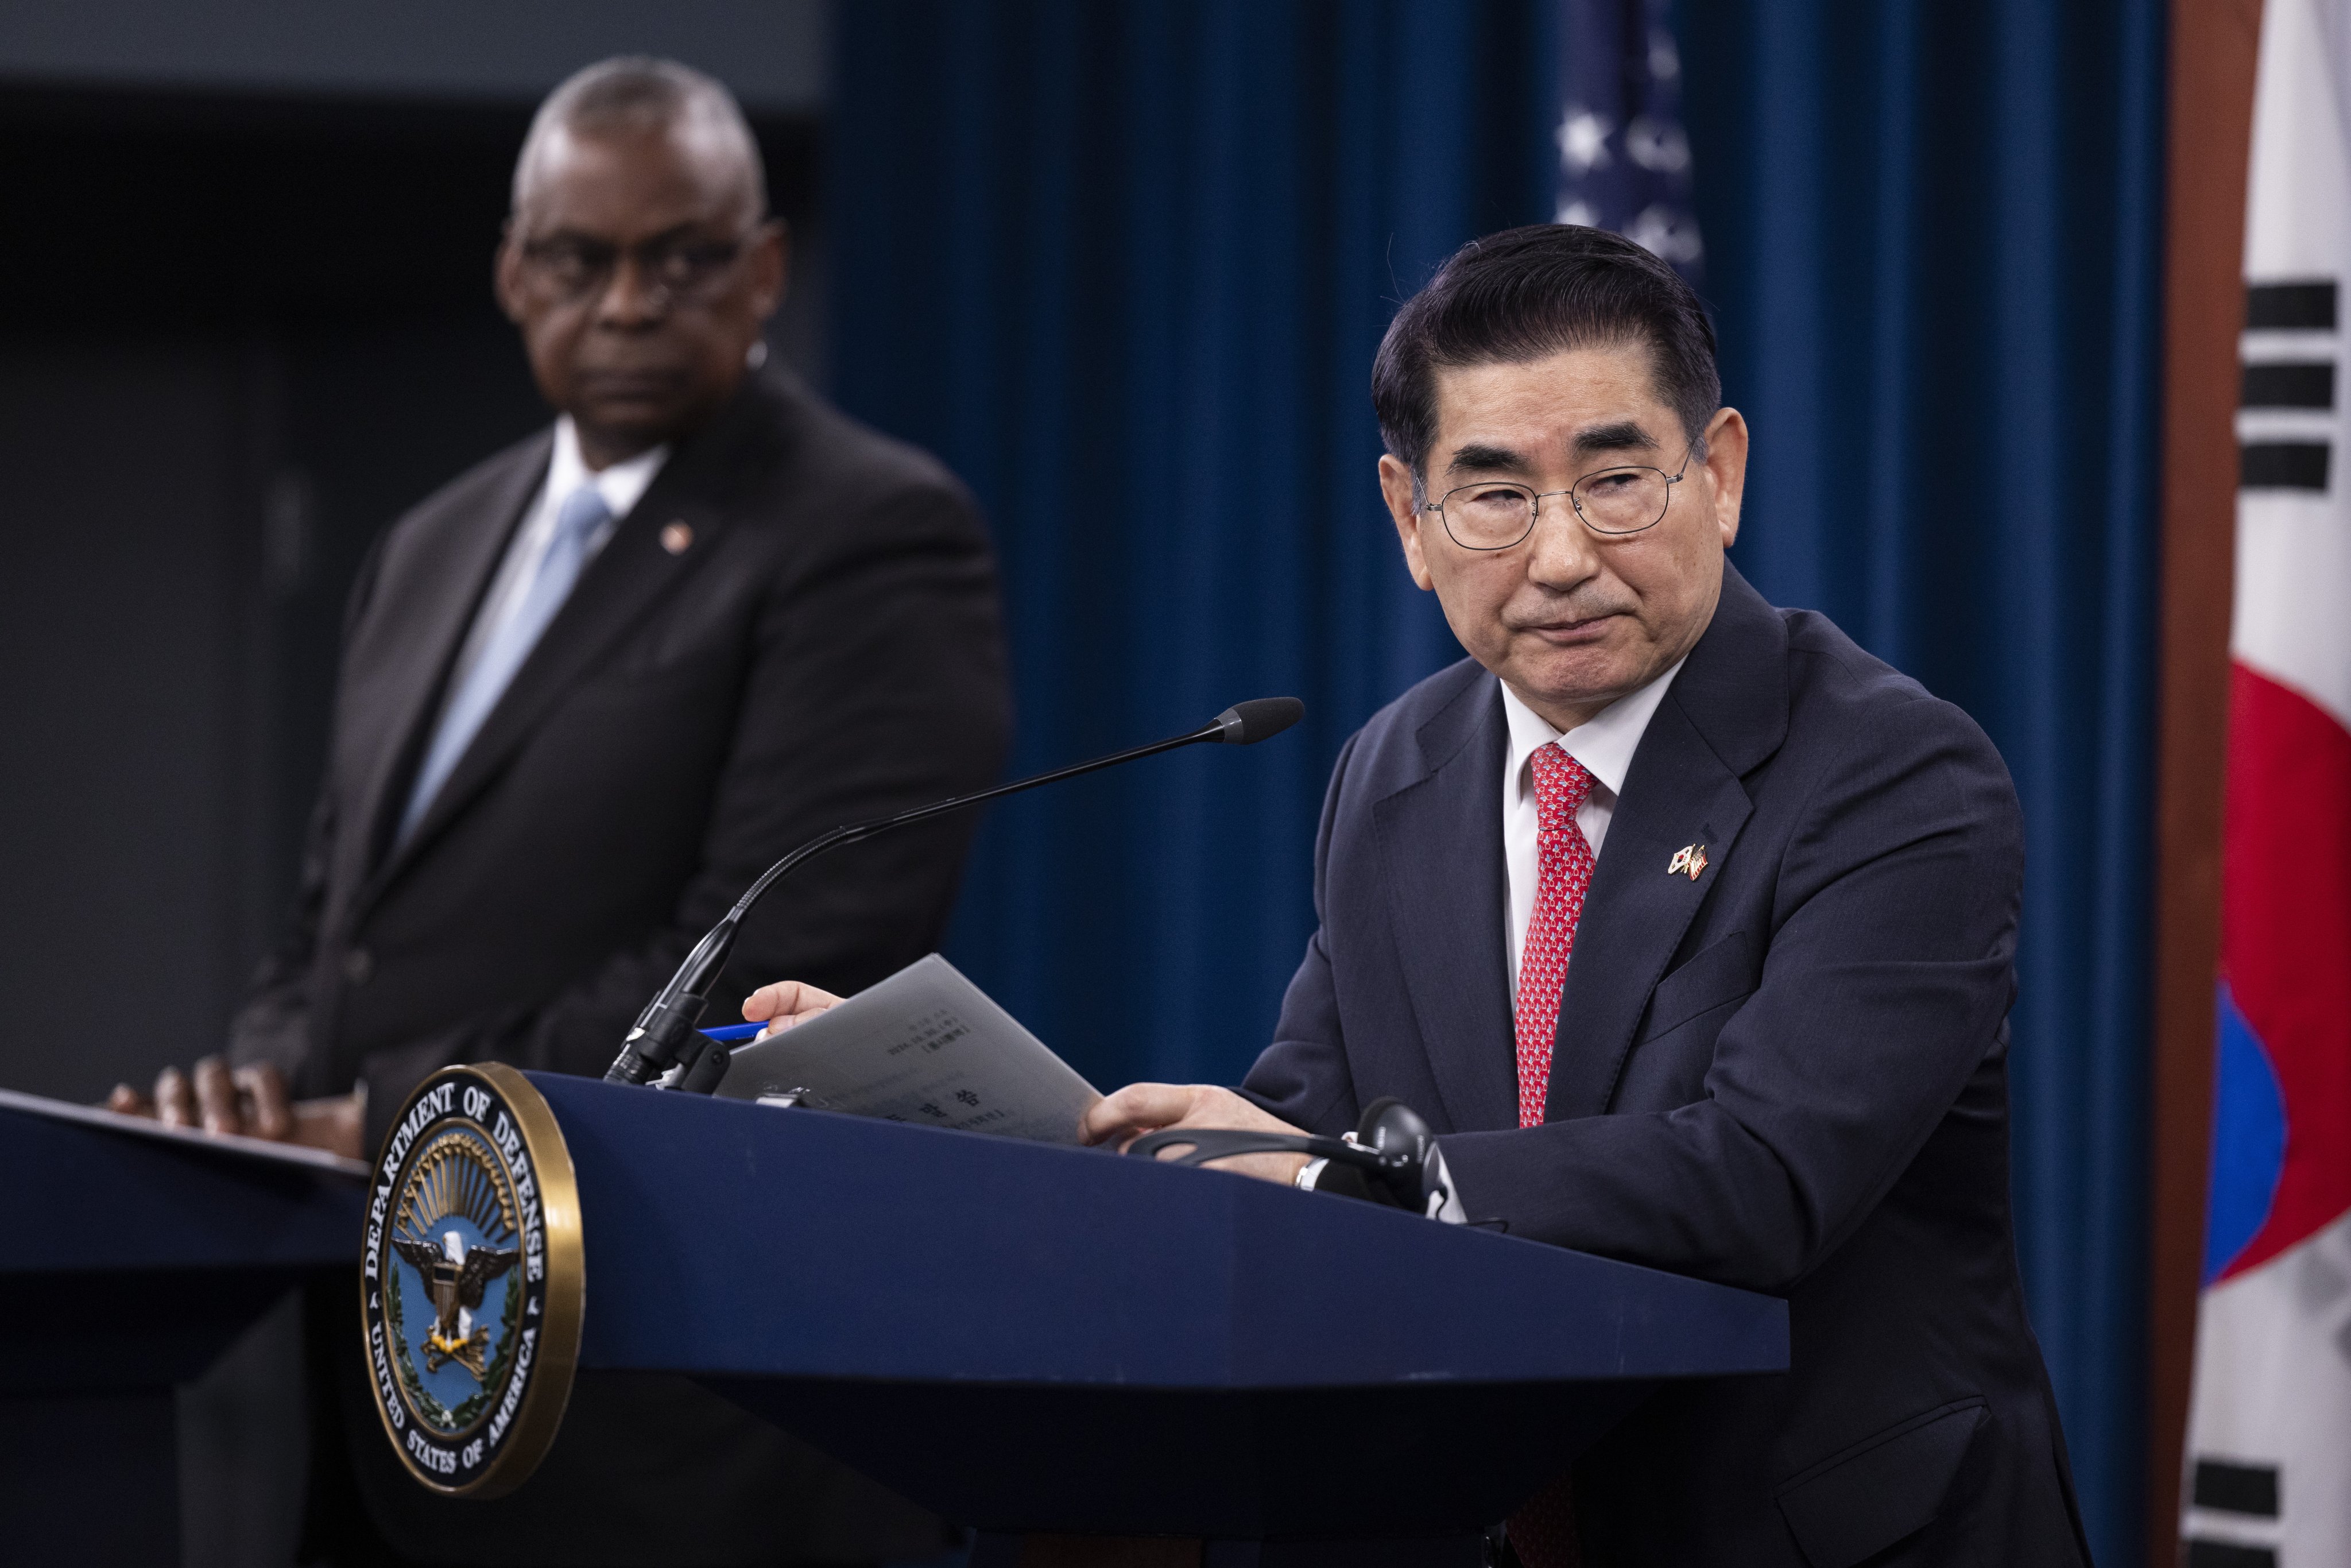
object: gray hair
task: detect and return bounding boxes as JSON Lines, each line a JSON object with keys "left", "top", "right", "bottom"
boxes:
{"left": 512, "top": 56, "right": 768, "bottom": 218}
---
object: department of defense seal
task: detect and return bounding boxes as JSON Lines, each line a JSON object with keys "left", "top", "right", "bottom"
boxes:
{"left": 361, "top": 1063, "right": 583, "bottom": 1497}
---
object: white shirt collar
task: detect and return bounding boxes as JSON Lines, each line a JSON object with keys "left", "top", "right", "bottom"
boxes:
{"left": 1501, "top": 657, "right": 1687, "bottom": 803}
{"left": 547, "top": 416, "right": 669, "bottom": 522}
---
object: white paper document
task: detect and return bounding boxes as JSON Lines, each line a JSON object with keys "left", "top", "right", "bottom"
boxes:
{"left": 712, "top": 954, "right": 1103, "bottom": 1145}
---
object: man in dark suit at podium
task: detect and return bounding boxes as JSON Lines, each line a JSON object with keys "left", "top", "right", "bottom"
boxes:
{"left": 112, "top": 57, "right": 1005, "bottom": 1566}
{"left": 1071, "top": 227, "right": 2095, "bottom": 1566}
{"left": 116, "top": 57, "right": 1007, "bottom": 1166}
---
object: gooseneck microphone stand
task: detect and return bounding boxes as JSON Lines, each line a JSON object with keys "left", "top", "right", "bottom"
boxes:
{"left": 603, "top": 697, "right": 1305, "bottom": 1093}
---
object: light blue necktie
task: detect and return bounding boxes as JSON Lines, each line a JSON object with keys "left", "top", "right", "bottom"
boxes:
{"left": 397, "top": 483, "right": 612, "bottom": 844}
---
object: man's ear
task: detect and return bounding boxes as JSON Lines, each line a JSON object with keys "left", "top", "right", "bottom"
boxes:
{"left": 1380, "top": 454, "right": 1436, "bottom": 591}
{"left": 1701, "top": 406, "right": 1749, "bottom": 548}
{"left": 746, "top": 219, "right": 789, "bottom": 321}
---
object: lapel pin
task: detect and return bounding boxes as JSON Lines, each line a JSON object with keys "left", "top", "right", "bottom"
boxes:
{"left": 660, "top": 521, "right": 694, "bottom": 556}
{"left": 1667, "top": 843, "right": 1709, "bottom": 881}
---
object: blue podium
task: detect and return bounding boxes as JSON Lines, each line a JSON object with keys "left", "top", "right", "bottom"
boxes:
{"left": 4, "top": 1073, "right": 1788, "bottom": 1565}
{"left": 535, "top": 1074, "right": 1790, "bottom": 1563}
{"left": 0, "top": 1093, "right": 365, "bottom": 1563}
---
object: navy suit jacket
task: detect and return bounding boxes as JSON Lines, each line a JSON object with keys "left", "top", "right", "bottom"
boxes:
{"left": 1244, "top": 565, "right": 2092, "bottom": 1567}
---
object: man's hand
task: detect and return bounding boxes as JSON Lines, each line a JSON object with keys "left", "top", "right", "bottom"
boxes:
{"left": 1080, "top": 1082, "right": 1312, "bottom": 1186}
{"left": 107, "top": 1058, "right": 365, "bottom": 1161}
{"left": 741, "top": 980, "right": 846, "bottom": 1037}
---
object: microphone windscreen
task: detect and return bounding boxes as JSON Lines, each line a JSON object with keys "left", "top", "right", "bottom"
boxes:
{"left": 1215, "top": 696, "right": 1305, "bottom": 745}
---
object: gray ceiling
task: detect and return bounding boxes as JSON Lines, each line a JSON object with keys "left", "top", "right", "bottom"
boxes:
{"left": 0, "top": 0, "right": 827, "bottom": 113}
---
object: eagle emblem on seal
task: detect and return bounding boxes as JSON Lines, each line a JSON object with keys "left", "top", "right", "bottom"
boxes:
{"left": 393, "top": 1231, "right": 520, "bottom": 1380}
{"left": 364, "top": 1064, "right": 583, "bottom": 1498}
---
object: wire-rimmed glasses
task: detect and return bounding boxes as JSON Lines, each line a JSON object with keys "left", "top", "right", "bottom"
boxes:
{"left": 1423, "top": 450, "right": 1692, "bottom": 550}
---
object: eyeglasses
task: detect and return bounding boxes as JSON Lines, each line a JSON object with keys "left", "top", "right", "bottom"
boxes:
{"left": 515, "top": 227, "right": 758, "bottom": 308}
{"left": 1422, "top": 448, "right": 1692, "bottom": 550}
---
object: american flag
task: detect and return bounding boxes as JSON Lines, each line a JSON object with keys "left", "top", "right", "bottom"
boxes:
{"left": 1552, "top": 0, "right": 1702, "bottom": 280}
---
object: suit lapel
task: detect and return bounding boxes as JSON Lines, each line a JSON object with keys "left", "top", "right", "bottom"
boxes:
{"left": 346, "top": 436, "right": 549, "bottom": 887}
{"left": 1544, "top": 564, "right": 1790, "bottom": 1120}
{"left": 1543, "top": 696, "right": 1752, "bottom": 1119}
{"left": 376, "top": 475, "right": 733, "bottom": 881}
{"left": 1373, "top": 674, "right": 1519, "bottom": 1135}
{"left": 363, "top": 373, "right": 788, "bottom": 896}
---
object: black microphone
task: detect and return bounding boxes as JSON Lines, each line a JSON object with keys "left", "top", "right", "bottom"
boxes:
{"left": 604, "top": 696, "right": 1305, "bottom": 1090}
{"left": 1125, "top": 1098, "right": 1450, "bottom": 1215}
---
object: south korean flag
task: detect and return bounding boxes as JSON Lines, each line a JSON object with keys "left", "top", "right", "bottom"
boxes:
{"left": 2183, "top": 0, "right": 2351, "bottom": 1562}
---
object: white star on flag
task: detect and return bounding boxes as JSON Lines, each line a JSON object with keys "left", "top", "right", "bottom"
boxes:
{"left": 1625, "top": 115, "right": 1692, "bottom": 175}
{"left": 1556, "top": 109, "right": 1613, "bottom": 175}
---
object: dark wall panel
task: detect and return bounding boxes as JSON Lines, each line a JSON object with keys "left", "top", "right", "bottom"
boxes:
{"left": 0, "top": 342, "right": 257, "bottom": 1097}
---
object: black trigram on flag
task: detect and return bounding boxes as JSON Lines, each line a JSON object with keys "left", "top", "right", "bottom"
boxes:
{"left": 2184, "top": 1457, "right": 2281, "bottom": 1566}
{"left": 2241, "top": 279, "right": 2336, "bottom": 493}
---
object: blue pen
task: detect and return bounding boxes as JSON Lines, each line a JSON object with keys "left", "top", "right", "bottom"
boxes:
{"left": 698, "top": 1023, "right": 768, "bottom": 1043}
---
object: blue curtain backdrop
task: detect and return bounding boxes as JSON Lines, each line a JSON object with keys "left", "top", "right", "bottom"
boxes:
{"left": 829, "top": 2, "right": 2164, "bottom": 1561}
{"left": 830, "top": 0, "right": 1551, "bottom": 1089}
{"left": 1679, "top": 5, "right": 2165, "bottom": 1560}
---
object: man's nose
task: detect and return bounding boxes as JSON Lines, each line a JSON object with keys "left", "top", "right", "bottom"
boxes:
{"left": 594, "top": 253, "right": 669, "bottom": 328}
{"left": 1524, "top": 494, "right": 1600, "bottom": 586}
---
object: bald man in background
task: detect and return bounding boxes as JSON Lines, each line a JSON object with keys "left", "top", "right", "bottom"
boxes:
{"left": 115, "top": 56, "right": 1005, "bottom": 1565}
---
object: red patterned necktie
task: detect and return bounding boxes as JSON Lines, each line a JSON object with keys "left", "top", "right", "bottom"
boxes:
{"left": 1514, "top": 742, "right": 1597, "bottom": 1129}
{"left": 1507, "top": 745, "right": 1595, "bottom": 1567}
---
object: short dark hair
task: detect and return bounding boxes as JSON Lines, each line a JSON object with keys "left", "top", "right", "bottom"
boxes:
{"left": 1370, "top": 224, "right": 1721, "bottom": 494}
{"left": 514, "top": 57, "right": 767, "bottom": 218}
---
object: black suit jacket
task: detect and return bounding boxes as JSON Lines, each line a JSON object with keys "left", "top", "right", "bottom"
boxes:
{"left": 1244, "top": 566, "right": 2091, "bottom": 1567}
{"left": 231, "top": 369, "right": 1009, "bottom": 1144}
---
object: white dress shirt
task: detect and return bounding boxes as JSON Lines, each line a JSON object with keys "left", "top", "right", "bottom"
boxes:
{"left": 1501, "top": 659, "right": 1686, "bottom": 996}
{"left": 436, "top": 417, "right": 670, "bottom": 709}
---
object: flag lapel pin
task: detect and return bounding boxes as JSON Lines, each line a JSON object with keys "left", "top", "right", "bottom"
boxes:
{"left": 1667, "top": 843, "right": 1708, "bottom": 881}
